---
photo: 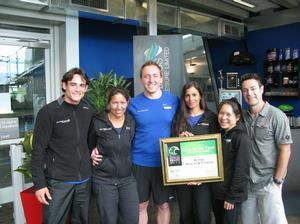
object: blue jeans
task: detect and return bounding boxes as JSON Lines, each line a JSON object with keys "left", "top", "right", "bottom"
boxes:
{"left": 241, "top": 180, "right": 287, "bottom": 224}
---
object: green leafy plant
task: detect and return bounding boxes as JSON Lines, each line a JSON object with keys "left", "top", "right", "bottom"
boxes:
{"left": 85, "top": 70, "right": 132, "bottom": 113}
{"left": 15, "top": 132, "right": 33, "bottom": 180}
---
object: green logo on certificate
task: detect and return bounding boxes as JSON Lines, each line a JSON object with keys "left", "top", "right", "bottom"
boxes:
{"left": 167, "top": 143, "right": 182, "bottom": 166}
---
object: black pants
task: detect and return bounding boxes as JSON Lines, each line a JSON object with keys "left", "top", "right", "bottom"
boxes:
{"left": 43, "top": 179, "right": 91, "bottom": 224}
{"left": 176, "top": 184, "right": 211, "bottom": 224}
{"left": 93, "top": 175, "right": 139, "bottom": 224}
{"left": 212, "top": 198, "right": 241, "bottom": 224}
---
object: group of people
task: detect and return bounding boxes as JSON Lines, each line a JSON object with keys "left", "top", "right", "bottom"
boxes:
{"left": 31, "top": 61, "right": 292, "bottom": 224}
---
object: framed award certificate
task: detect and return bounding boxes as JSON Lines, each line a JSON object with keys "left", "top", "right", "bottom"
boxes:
{"left": 160, "top": 133, "right": 224, "bottom": 186}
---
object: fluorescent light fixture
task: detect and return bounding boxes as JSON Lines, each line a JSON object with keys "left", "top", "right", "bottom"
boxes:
{"left": 183, "top": 34, "right": 192, "bottom": 39}
{"left": 19, "top": 0, "right": 47, "bottom": 5}
{"left": 233, "top": 0, "right": 256, "bottom": 8}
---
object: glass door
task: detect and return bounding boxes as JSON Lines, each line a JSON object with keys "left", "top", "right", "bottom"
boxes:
{"left": 0, "top": 36, "right": 49, "bottom": 204}
{"left": 183, "top": 35, "right": 218, "bottom": 113}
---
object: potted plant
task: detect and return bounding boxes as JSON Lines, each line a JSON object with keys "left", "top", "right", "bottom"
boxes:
{"left": 15, "top": 132, "right": 33, "bottom": 179}
{"left": 85, "top": 70, "right": 132, "bottom": 112}
{"left": 15, "top": 132, "right": 43, "bottom": 224}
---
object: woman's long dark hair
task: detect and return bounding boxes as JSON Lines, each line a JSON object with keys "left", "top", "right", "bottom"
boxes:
{"left": 171, "top": 81, "right": 207, "bottom": 136}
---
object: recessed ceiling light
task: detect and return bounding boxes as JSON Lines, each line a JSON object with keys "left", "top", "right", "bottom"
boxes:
{"left": 233, "top": 0, "right": 256, "bottom": 8}
{"left": 142, "top": 2, "right": 147, "bottom": 9}
{"left": 189, "top": 59, "right": 197, "bottom": 66}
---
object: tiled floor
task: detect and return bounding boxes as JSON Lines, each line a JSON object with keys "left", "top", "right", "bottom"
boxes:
{"left": 1, "top": 199, "right": 300, "bottom": 224}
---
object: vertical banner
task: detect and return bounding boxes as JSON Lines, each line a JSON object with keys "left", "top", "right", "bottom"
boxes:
{"left": 133, "top": 35, "right": 185, "bottom": 96}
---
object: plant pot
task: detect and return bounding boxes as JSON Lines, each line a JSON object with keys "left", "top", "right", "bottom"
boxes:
{"left": 20, "top": 186, "right": 71, "bottom": 223}
{"left": 20, "top": 186, "right": 42, "bottom": 224}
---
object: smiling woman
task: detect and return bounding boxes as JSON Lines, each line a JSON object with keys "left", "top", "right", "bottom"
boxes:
{"left": 89, "top": 86, "right": 139, "bottom": 224}
{"left": 212, "top": 98, "right": 251, "bottom": 224}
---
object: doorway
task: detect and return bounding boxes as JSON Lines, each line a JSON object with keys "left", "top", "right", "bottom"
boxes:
{"left": 0, "top": 35, "right": 50, "bottom": 204}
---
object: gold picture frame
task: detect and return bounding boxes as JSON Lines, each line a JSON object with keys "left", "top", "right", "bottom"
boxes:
{"left": 160, "top": 133, "right": 224, "bottom": 186}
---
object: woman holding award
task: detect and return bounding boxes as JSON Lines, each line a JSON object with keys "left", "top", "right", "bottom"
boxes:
{"left": 171, "top": 81, "right": 219, "bottom": 224}
{"left": 212, "top": 98, "right": 251, "bottom": 224}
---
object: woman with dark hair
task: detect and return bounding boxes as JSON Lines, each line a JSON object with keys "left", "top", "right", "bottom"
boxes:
{"left": 171, "top": 81, "right": 220, "bottom": 224}
{"left": 212, "top": 98, "right": 251, "bottom": 224}
{"left": 89, "top": 87, "right": 139, "bottom": 224}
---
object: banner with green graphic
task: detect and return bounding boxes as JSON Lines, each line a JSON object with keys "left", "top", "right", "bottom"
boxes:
{"left": 133, "top": 35, "right": 184, "bottom": 97}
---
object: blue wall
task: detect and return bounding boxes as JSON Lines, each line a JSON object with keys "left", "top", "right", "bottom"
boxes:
{"left": 207, "top": 22, "right": 300, "bottom": 115}
{"left": 79, "top": 15, "right": 299, "bottom": 115}
{"left": 207, "top": 37, "right": 257, "bottom": 87}
{"left": 79, "top": 16, "right": 137, "bottom": 79}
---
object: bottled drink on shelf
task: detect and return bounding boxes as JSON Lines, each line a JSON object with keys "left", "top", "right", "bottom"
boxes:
{"left": 278, "top": 49, "right": 283, "bottom": 61}
{"left": 292, "top": 60, "right": 298, "bottom": 88}
{"left": 267, "top": 64, "right": 273, "bottom": 73}
{"left": 285, "top": 48, "right": 291, "bottom": 60}
{"left": 273, "top": 62, "right": 281, "bottom": 87}
{"left": 264, "top": 47, "right": 299, "bottom": 92}
{"left": 266, "top": 74, "right": 273, "bottom": 86}
{"left": 267, "top": 48, "right": 277, "bottom": 61}
{"left": 286, "top": 61, "right": 293, "bottom": 73}
{"left": 293, "top": 61, "right": 298, "bottom": 73}
{"left": 282, "top": 73, "right": 289, "bottom": 87}
{"left": 293, "top": 48, "right": 298, "bottom": 59}
{"left": 293, "top": 74, "right": 298, "bottom": 87}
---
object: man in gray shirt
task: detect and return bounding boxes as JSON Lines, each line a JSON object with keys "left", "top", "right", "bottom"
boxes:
{"left": 240, "top": 73, "right": 292, "bottom": 224}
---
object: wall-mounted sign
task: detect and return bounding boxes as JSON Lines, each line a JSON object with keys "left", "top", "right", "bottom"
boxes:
{"left": 0, "top": 118, "right": 19, "bottom": 140}
{"left": 226, "top": 72, "right": 239, "bottom": 89}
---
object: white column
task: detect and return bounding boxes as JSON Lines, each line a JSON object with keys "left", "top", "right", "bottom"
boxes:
{"left": 10, "top": 144, "right": 25, "bottom": 224}
{"left": 148, "top": 0, "right": 157, "bottom": 35}
{"left": 65, "top": 9, "right": 80, "bottom": 70}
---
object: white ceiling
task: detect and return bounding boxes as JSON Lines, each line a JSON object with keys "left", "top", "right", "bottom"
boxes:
{"left": 160, "top": 0, "right": 300, "bottom": 30}
{"left": 163, "top": 0, "right": 300, "bottom": 19}
{"left": 1, "top": 0, "right": 300, "bottom": 32}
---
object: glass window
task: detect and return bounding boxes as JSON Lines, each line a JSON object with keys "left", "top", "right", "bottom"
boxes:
{"left": 0, "top": 44, "right": 46, "bottom": 138}
{"left": 0, "top": 43, "right": 46, "bottom": 189}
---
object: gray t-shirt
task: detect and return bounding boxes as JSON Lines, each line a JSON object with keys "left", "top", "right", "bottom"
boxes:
{"left": 243, "top": 102, "right": 293, "bottom": 191}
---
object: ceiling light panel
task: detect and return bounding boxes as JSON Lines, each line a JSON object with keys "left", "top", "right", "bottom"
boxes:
{"left": 222, "top": 0, "right": 280, "bottom": 13}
